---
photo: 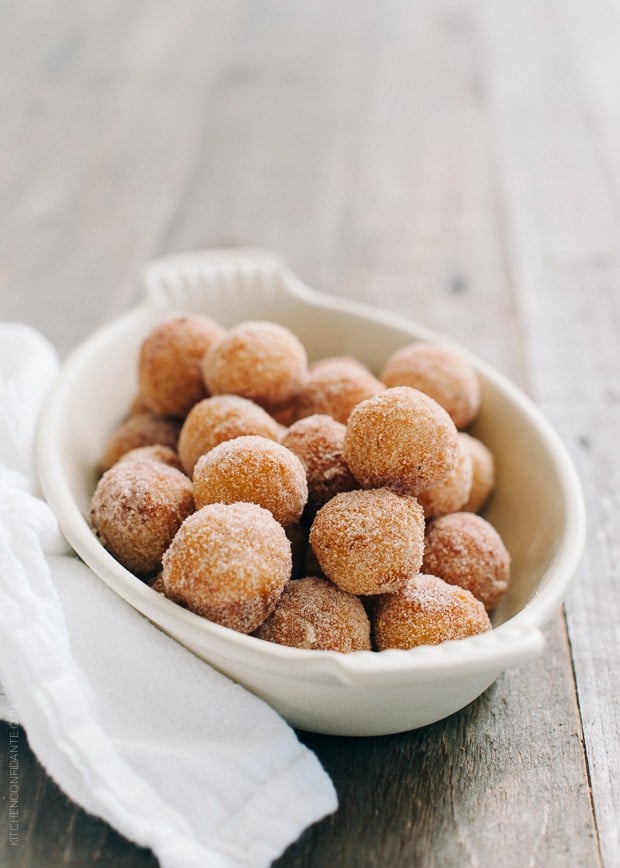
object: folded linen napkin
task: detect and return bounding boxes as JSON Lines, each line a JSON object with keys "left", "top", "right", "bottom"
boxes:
{"left": 0, "top": 323, "right": 337, "bottom": 867}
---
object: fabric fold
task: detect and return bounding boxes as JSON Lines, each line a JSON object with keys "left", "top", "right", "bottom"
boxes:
{"left": 0, "top": 323, "right": 337, "bottom": 868}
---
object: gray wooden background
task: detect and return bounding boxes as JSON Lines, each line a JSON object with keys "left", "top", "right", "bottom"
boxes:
{"left": 1, "top": 1, "right": 618, "bottom": 866}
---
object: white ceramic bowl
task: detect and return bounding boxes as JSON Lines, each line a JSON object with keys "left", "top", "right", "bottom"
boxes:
{"left": 36, "top": 248, "right": 586, "bottom": 736}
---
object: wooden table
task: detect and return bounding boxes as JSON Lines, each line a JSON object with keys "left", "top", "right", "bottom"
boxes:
{"left": 1, "top": 2, "right": 618, "bottom": 865}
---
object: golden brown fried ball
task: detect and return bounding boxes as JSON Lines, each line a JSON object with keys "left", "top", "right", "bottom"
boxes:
{"left": 162, "top": 502, "right": 291, "bottom": 633}
{"left": 459, "top": 432, "right": 496, "bottom": 513}
{"left": 295, "top": 358, "right": 384, "bottom": 424}
{"left": 193, "top": 435, "right": 308, "bottom": 527}
{"left": 343, "top": 387, "right": 458, "bottom": 496}
{"left": 202, "top": 321, "right": 308, "bottom": 409}
{"left": 422, "top": 512, "right": 510, "bottom": 610}
{"left": 282, "top": 414, "right": 358, "bottom": 508}
{"left": 381, "top": 342, "right": 481, "bottom": 429}
{"left": 373, "top": 574, "right": 491, "bottom": 649}
{"left": 177, "top": 394, "right": 281, "bottom": 476}
{"left": 90, "top": 459, "right": 194, "bottom": 577}
{"left": 254, "top": 577, "right": 371, "bottom": 652}
{"left": 309, "top": 488, "right": 425, "bottom": 596}
{"left": 118, "top": 444, "right": 184, "bottom": 472}
{"left": 417, "top": 433, "right": 473, "bottom": 519}
{"left": 138, "top": 314, "right": 226, "bottom": 417}
{"left": 100, "top": 412, "right": 181, "bottom": 471}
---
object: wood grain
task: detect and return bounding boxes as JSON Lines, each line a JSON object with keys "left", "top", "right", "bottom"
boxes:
{"left": 0, "top": 0, "right": 238, "bottom": 355}
{"left": 276, "top": 620, "right": 597, "bottom": 868}
{"left": 478, "top": 2, "right": 620, "bottom": 863}
{"left": 0, "top": 0, "right": 616, "bottom": 865}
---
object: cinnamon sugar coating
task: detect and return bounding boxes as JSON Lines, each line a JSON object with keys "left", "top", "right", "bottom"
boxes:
{"left": 138, "top": 314, "right": 226, "bottom": 417}
{"left": 92, "top": 317, "right": 509, "bottom": 651}
{"left": 373, "top": 574, "right": 491, "bottom": 650}
{"left": 118, "top": 444, "right": 183, "bottom": 472}
{"left": 295, "top": 358, "right": 384, "bottom": 424}
{"left": 309, "top": 488, "right": 425, "bottom": 595}
{"left": 193, "top": 435, "right": 308, "bottom": 527}
{"left": 282, "top": 414, "right": 358, "bottom": 507}
{"left": 177, "top": 394, "right": 281, "bottom": 476}
{"left": 162, "top": 502, "right": 291, "bottom": 633}
{"left": 417, "top": 433, "right": 473, "bottom": 519}
{"left": 255, "top": 577, "right": 371, "bottom": 652}
{"left": 202, "top": 321, "right": 308, "bottom": 409}
{"left": 343, "top": 387, "right": 458, "bottom": 496}
{"left": 459, "top": 432, "right": 496, "bottom": 513}
{"left": 422, "top": 512, "right": 510, "bottom": 610}
{"left": 381, "top": 342, "right": 481, "bottom": 429}
{"left": 100, "top": 412, "right": 181, "bottom": 471}
{"left": 90, "top": 459, "right": 194, "bottom": 577}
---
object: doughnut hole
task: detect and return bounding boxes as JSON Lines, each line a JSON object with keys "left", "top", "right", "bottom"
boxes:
{"left": 417, "top": 434, "right": 473, "bottom": 519}
{"left": 118, "top": 444, "right": 184, "bottom": 472}
{"left": 90, "top": 459, "right": 194, "bottom": 577}
{"left": 295, "top": 358, "right": 384, "bottom": 424}
{"left": 138, "top": 314, "right": 226, "bottom": 417}
{"left": 422, "top": 512, "right": 510, "bottom": 611}
{"left": 202, "top": 320, "right": 308, "bottom": 408}
{"left": 373, "top": 574, "right": 491, "bottom": 650}
{"left": 255, "top": 577, "right": 371, "bottom": 652}
{"left": 343, "top": 387, "right": 458, "bottom": 496}
{"left": 193, "top": 435, "right": 308, "bottom": 527}
{"left": 178, "top": 394, "right": 281, "bottom": 476}
{"left": 282, "top": 414, "right": 358, "bottom": 508}
{"left": 381, "top": 342, "right": 480, "bottom": 429}
{"left": 459, "top": 432, "right": 496, "bottom": 513}
{"left": 100, "top": 412, "right": 181, "bottom": 471}
{"left": 162, "top": 502, "right": 291, "bottom": 633}
{"left": 308, "top": 488, "right": 425, "bottom": 596}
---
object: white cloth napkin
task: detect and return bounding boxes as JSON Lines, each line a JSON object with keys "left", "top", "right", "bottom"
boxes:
{"left": 0, "top": 323, "right": 337, "bottom": 868}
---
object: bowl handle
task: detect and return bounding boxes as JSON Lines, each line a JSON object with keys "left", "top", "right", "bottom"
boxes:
{"left": 141, "top": 248, "right": 291, "bottom": 311}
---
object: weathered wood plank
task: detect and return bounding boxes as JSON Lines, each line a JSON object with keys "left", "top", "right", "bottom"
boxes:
{"left": 277, "top": 620, "right": 597, "bottom": 868}
{"left": 478, "top": 1, "right": 620, "bottom": 863}
{"left": 0, "top": 722, "right": 157, "bottom": 867}
{"left": 0, "top": 0, "right": 238, "bottom": 355}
